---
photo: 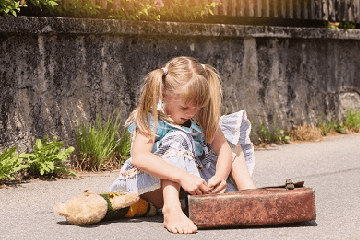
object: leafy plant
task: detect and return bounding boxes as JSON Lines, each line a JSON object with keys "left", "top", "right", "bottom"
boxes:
{"left": 0, "top": 0, "right": 58, "bottom": 16}
{"left": 275, "top": 129, "right": 291, "bottom": 143}
{"left": 108, "top": 0, "right": 161, "bottom": 21}
{"left": 0, "top": 147, "right": 27, "bottom": 181}
{"left": 55, "top": 0, "right": 100, "bottom": 18}
{"left": 317, "top": 112, "right": 338, "bottom": 135}
{"left": 325, "top": 21, "right": 340, "bottom": 29}
{"left": 75, "top": 111, "right": 127, "bottom": 171}
{"left": 343, "top": 109, "right": 360, "bottom": 132}
{"left": 334, "top": 121, "right": 346, "bottom": 134}
{"left": 155, "top": 0, "right": 220, "bottom": 21}
{"left": 107, "top": 0, "right": 220, "bottom": 21}
{"left": 257, "top": 123, "right": 272, "bottom": 143}
{"left": 317, "top": 111, "right": 350, "bottom": 135}
{"left": 19, "top": 135, "right": 76, "bottom": 177}
{"left": 325, "top": 21, "right": 357, "bottom": 29}
{"left": 251, "top": 122, "right": 290, "bottom": 145}
{"left": 0, "top": 0, "right": 21, "bottom": 16}
{"left": 339, "top": 21, "right": 356, "bottom": 29}
{"left": 2, "top": 0, "right": 221, "bottom": 21}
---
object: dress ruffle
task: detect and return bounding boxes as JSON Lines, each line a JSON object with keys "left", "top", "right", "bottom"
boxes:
{"left": 220, "top": 110, "right": 255, "bottom": 175}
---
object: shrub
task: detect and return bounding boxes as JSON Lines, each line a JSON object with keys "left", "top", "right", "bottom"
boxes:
{"left": 19, "top": 135, "right": 76, "bottom": 177}
{"left": 2, "top": 0, "right": 221, "bottom": 21}
{"left": 334, "top": 121, "right": 346, "bottom": 134}
{"left": 317, "top": 111, "right": 353, "bottom": 135}
{"left": 54, "top": 0, "right": 100, "bottom": 18}
{"left": 251, "top": 122, "right": 290, "bottom": 145}
{"left": 74, "top": 111, "right": 130, "bottom": 171}
{"left": 288, "top": 122, "right": 323, "bottom": 142}
{"left": 317, "top": 112, "right": 338, "bottom": 135}
{"left": 343, "top": 109, "right": 360, "bottom": 132}
{"left": 0, "top": 147, "right": 27, "bottom": 181}
{"left": 0, "top": 0, "right": 58, "bottom": 16}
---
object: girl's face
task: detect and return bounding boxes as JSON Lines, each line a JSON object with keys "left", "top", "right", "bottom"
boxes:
{"left": 163, "top": 93, "right": 199, "bottom": 125}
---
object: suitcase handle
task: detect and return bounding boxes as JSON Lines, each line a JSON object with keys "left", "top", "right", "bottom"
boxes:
{"left": 262, "top": 179, "right": 305, "bottom": 190}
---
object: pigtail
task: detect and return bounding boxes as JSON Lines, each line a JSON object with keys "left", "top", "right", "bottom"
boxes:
{"left": 126, "top": 57, "right": 222, "bottom": 143}
{"left": 198, "top": 64, "right": 222, "bottom": 142}
{"left": 127, "top": 69, "right": 164, "bottom": 137}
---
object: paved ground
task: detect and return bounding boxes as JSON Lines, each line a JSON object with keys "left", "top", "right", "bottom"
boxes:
{"left": 1, "top": 133, "right": 359, "bottom": 240}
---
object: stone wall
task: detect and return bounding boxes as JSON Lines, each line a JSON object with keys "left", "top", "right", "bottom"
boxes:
{"left": 1, "top": 17, "right": 360, "bottom": 152}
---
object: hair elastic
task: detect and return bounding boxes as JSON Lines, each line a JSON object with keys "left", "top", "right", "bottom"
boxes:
{"left": 161, "top": 67, "right": 168, "bottom": 75}
{"left": 201, "top": 64, "right": 206, "bottom": 69}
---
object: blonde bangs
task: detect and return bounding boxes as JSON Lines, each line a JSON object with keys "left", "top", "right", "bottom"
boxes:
{"left": 176, "top": 75, "right": 210, "bottom": 108}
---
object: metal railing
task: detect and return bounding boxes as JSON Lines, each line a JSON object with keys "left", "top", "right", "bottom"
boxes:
{"left": 72, "top": 0, "right": 360, "bottom": 24}
{"left": 212, "top": 0, "right": 360, "bottom": 23}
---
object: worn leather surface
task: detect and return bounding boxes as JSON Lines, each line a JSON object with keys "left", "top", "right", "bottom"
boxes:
{"left": 188, "top": 183, "right": 315, "bottom": 228}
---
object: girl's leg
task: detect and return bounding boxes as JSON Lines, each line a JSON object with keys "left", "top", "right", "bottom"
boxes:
{"left": 231, "top": 149, "right": 256, "bottom": 190}
{"left": 140, "top": 180, "right": 197, "bottom": 234}
{"left": 141, "top": 188, "right": 164, "bottom": 209}
{"left": 161, "top": 179, "right": 197, "bottom": 234}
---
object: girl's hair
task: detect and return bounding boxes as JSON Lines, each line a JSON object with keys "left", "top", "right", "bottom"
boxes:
{"left": 127, "top": 56, "right": 222, "bottom": 142}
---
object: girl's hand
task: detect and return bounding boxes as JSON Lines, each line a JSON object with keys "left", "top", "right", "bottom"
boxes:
{"left": 179, "top": 172, "right": 209, "bottom": 195}
{"left": 208, "top": 176, "right": 227, "bottom": 194}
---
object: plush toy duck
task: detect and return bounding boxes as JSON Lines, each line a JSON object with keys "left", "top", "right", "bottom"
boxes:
{"left": 54, "top": 190, "right": 157, "bottom": 225}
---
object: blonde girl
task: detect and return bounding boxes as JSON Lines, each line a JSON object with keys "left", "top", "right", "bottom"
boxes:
{"left": 109, "top": 56, "right": 256, "bottom": 234}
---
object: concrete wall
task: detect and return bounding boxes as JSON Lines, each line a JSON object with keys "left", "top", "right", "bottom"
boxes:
{"left": 1, "top": 17, "right": 360, "bottom": 152}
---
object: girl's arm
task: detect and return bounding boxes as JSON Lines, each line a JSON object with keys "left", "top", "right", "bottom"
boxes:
{"left": 208, "top": 126, "right": 233, "bottom": 193}
{"left": 131, "top": 131, "right": 209, "bottom": 195}
{"left": 210, "top": 127, "right": 256, "bottom": 192}
{"left": 230, "top": 147, "right": 256, "bottom": 190}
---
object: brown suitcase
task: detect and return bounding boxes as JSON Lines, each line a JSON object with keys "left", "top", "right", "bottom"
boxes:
{"left": 187, "top": 179, "right": 316, "bottom": 228}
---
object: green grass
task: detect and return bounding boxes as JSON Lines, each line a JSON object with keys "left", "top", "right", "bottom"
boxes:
{"left": 317, "top": 113, "right": 339, "bottom": 135}
{"left": 343, "top": 109, "right": 360, "bottom": 132}
{"left": 74, "top": 111, "right": 131, "bottom": 171}
{"left": 251, "top": 109, "right": 360, "bottom": 146}
{"left": 0, "top": 147, "right": 27, "bottom": 181}
{"left": 251, "top": 122, "right": 290, "bottom": 145}
{"left": 316, "top": 111, "right": 352, "bottom": 135}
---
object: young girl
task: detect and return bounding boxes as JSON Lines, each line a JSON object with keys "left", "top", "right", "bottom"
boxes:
{"left": 109, "top": 56, "right": 256, "bottom": 234}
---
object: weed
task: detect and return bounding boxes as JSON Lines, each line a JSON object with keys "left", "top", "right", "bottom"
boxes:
{"left": 0, "top": 147, "right": 27, "bottom": 181}
{"left": 0, "top": 0, "right": 58, "bottom": 16}
{"left": 19, "top": 135, "right": 76, "bottom": 177}
{"left": 288, "top": 122, "right": 323, "bottom": 142}
{"left": 343, "top": 109, "right": 360, "bottom": 132}
{"left": 74, "top": 111, "right": 129, "bottom": 171}
{"left": 251, "top": 122, "right": 290, "bottom": 145}
{"left": 334, "top": 121, "right": 346, "bottom": 134}
{"left": 324, "top": 21, "right": 357, "bottom": 29}
{"left": 317, "top": 112, "right": 339, "bottom": 135}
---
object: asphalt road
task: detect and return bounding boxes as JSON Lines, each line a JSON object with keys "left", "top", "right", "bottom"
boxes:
{"left": 1, "top": 133, "right": 359, "bottom": 240}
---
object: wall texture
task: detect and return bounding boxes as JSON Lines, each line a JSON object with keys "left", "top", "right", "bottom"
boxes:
{"left": 1, "top": 17, "right": 360, "bottom": 152}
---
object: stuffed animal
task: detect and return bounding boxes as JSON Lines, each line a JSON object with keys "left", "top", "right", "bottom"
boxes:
{"left": 54, "top": 190, "right": 157, "bottom": 225}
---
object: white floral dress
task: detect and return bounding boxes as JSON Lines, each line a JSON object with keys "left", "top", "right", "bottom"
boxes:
{"left": 108, "top": 110, "right": 255, "bottom": 195}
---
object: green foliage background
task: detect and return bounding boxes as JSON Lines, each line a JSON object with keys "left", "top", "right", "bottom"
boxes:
{"left": 0, "top": 136, "right": 76, "bottom": 183}
{"left": 1, "top": 0, "right": 220, "bottom": 21}
{"left": 74, "top": 111, "right": 129, "bottom": 171}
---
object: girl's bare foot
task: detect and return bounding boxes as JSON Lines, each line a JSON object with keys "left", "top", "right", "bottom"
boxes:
{"left": 162, "top": 205, "right": 197, "bottom": 234}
